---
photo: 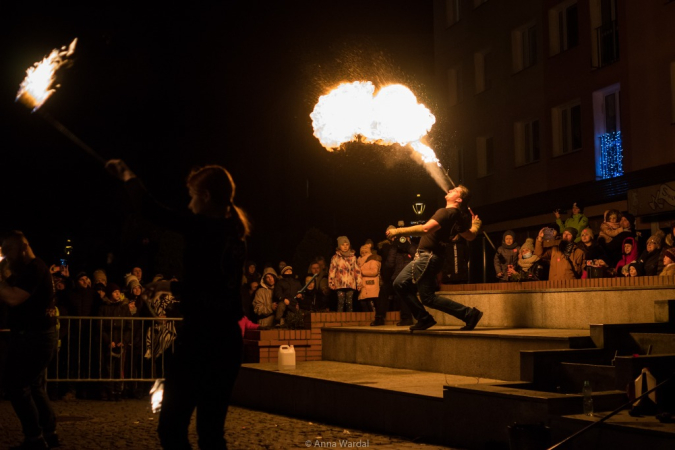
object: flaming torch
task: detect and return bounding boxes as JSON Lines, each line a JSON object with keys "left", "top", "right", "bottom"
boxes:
{"left": 310, "top": 81, "right": 454, "bottom": 192}
{"left": 15, "top": 39, "right": 105, "bottom": 165}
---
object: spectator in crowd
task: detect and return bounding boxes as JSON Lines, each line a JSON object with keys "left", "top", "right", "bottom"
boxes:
{"left": 515, "top": 238, "right": 545, "bottom": 282}
{"left": 124, "top": 274, "right": 146, "bottom": 398}
{"left": 598, "top": 209, "right": 623, "bottom": 245}
{"left": 328, "top": 236, "right": 361, "bottom": 313}
{"left": 658, "top": 221, "right": 675, "bottom": 274}
{"left": 143, "top": 277, "right": 178, "bottom": 379}
{"left": 252, "top": 267, "right": 278, "bottom": 327}
{"left": 98, "top": 283, "right": 132, "bottom": 401}
{"left": 441, "top": 235, "right": 470, "bottom": 284}
{"left": 605, "top": 213, "right": 637, "bottom": 267}
{"left": 92, "top": 269, "right": 108, "bottom": 286}
{"left": 555, "top": 202, "right": 588, "bottom": 243}
{"left": 615, "top": 236, "right": 638, "bottom": 276}
{"left": 374, "top": 228, "right": 416, "bottom": 326}
{"left": 637, "top": 232, "right": 664, "bottom": 276}
{"left": 357, "top": 244, "right": 380, "bottom": 312}
{"left": 242, "top": 261, "right": 261, "bottom": 286}
{"left": 131, "top": 266, "right": 143, "bottom": 285}
{"left": 660, "top": 248, "right": 675, "bottom": 276}
{"left": 494, "top": 230, "right": 520, "bottom": 281}
{"left": 627, "top": 261, "right": 642, "bottom": 277}
{"left": 278, "top": 260, "right": 288, "bottom": 274}
{"left": 577, "top": 228, "right": 608, "bottom": 278}
{"left": 535, "top": 227, "right": 585, "bottom": 281}
{"left": 240, "top": 279, "right": 259, "bottom": 322}
{"left": 274, "top": 266, "right": 303, "bottom": 327}
{"left": 308, "top": 261, "right": 329, "bottom": 311}
{"left": 0, "top": 231, "right": 60, "bottom": 449}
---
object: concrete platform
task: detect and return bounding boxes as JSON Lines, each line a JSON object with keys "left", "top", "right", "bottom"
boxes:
{"left": 432, "top": 286, "right": 674, "bottom": 329}
{"left": 232, "top": 360, "right": 504, "bottom": 446}
{"left": 321, "top": 326, "right": 593, "bottom": 381}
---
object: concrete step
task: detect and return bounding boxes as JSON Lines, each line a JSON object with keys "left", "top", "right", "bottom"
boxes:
{"left": 429, "top": 288, "right": 674, "bottom": 329}
{"left": 321, "top": 326, "right": 593, "bottom": 381}
{"left": 550, "top": 410, "right": 675, "bottom": 450}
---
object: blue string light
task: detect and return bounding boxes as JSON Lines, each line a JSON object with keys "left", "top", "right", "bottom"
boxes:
{"left": 599, "top": 131, "right": 623, "bottom": 179}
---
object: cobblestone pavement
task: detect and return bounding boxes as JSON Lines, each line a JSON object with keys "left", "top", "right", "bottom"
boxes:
{"left": 0, "top": 399, "right": 460, "bottom": 449}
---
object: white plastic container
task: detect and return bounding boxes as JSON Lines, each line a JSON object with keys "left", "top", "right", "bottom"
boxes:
{"left": 278, "top": 344, "right": 296, "bottom": 371}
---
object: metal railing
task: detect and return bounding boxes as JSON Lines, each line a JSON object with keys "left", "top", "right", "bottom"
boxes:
{"left": 47, "top": 316, "right": 181, "bottom": 382}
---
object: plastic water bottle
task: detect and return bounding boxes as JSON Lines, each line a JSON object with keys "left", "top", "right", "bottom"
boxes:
{"left": 583, "top": 380, "right": 594, "bottom": 416}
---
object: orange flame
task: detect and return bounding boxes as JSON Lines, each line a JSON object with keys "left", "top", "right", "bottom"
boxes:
{"left": 310, "top": 81, "right": 439, "bottom": 164}
{"left": 16, "top": 39, "right": 77, "bottom": 111}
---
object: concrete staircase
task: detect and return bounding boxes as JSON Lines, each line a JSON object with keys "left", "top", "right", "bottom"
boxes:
{"left": 232, "top": 289, "right": 675, "bottom": 449}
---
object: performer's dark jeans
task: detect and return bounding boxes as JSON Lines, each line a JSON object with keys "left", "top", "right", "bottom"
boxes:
{"left": 393, "top": 250, "right": 471, "bottom": 323}
{"left": 4, "top": 327, "right": 58, "bottom": 440}
{"left": 158, "top": 324, "right": 242, "bottom": 450}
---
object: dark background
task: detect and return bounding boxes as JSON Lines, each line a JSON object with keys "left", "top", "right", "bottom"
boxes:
{"left": 0, "top": 1, "right": 446, "bottom": 276}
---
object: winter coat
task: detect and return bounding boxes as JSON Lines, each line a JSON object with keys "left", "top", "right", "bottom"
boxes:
{"left": 637, "top": 249, "right": 661, "bottom": 276}
{"left": 329, "top": 250, "right": 361, "bottom": 290}
{"left": 357, "top": 254, "right": 381, "bottom": 299}
{"left": 598, "top": 210, "right": 623, "bottom": 244}
{"left": 274, "top": 275, "right": 303, "bottom": 309}
{"left": 556, "top": 214, "right": 588, "bottom": 243}
{"left": 252, "top": 267, "right": 278, "bottom": 326}
{"left": 660, "top": 264, "right": 675, "bottom": 277}
{"left": 98, "top": 297, "right": 132, "bottom": 347}
{"left": 494, "top": 232, "right": 520, "bottom": 281}
{"left": 615, "top": 237, "right": 638, "bottom": 275}
{"left": 535, "top": 238, "right": 585, "bottom": 281}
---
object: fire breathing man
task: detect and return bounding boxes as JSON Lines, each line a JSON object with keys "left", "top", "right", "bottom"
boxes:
{"left": 386, "top": 186, "right": 483, "bottom": 331}
{"left": 0, "top": 231, "right": 59, "bottom": 449}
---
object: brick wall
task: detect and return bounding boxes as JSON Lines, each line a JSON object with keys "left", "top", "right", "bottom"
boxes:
{"left": 243, "top": 311, "right": 401, "bottom": 364}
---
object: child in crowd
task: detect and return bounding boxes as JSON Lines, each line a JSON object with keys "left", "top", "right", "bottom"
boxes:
{"left": 494, "top": 230, "right": 520, "bottom": 281}
{"left": 328, "top": 236, "right": 361, "bottom": 312}
{"left": 98, "top": 283, "right": 132, "bottom": 400}
{"left": 515, "top": 238, "right": 543, "bottom": 281}
{"left": 615, "top": 236, "right": 638, "bottom": 276}
{"left": 598, "top": 209, "right": 622, "bottom": 244}
{"left": 357, "top": 244, "right": 381, "bottom": 312}
{"left": 660, "top": 249, "right": 675, "bottom": 277}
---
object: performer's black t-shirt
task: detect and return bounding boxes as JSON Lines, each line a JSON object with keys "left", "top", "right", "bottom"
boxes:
{"left": 7, "top": 257, "right": 56, "bottom": 331}
{"left": 418, "top": 207, "right": 470, "bottom": 253}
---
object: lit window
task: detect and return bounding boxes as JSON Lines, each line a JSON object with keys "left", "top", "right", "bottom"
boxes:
{"left": 592, "top": 84, "right": 622, "bottom": 179}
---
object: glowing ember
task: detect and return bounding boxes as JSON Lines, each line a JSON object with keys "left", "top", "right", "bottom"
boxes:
{"left": 150, "top": 379, "right": 164, "bottom": 413}
{"left": 16, "top": 39, "right": 77, "bottom": 111}
{"left": 311, "top": 81, "right": 437, "bottom": 163}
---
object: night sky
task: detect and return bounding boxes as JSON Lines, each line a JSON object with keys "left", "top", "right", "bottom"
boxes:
{"left": 1, "top": 1, "right": 443, "bottom": 273}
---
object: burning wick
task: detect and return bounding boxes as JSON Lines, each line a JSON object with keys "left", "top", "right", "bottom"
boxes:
{"left": 150, "top": 379, "right": 164, "bottom": 413}
{"left": 15, "top": 39, "right": 106, "bottom": 165}
{"left": 310, "top": 81, "right": 453, "bottom": 191}
{"left": 16, "top": 39, "right": 77, "bottom": 112}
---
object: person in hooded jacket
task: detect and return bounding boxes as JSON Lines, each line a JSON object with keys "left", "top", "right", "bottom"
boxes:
{"left": 615, "top": 236, "right": 638, "bottom": 276}
{"left": 328, "top": 236, "right": 361, "bottom": 313}
{"left": 494, "top": 230, "right": 520, "bottom": 281}
{"left": 637, "top": 232, "right": 664, "bottom": 276}
{"left": 515, "top": 238, "right": 544, "bottom": 281}
{"left": 274, "top": 266, "right": 303, "bottom": 326}
{"left": 357, "top": 244, "right": 381, "bottom": 312}
{"left": 252, "top": 267, "right": 278, "bottom": 327}
{"left": 554, "top": 202, "right": 588, "bottom": 243}
{"left": 657, "top": 222, "right": 675, "bottom": 275}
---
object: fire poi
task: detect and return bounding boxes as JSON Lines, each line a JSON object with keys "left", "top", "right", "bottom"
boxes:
{"left": 15, "top": 39, "right": 105, "bottom": 165}
{"left": 310, "top": 81, "right": 454, "bottom": 191}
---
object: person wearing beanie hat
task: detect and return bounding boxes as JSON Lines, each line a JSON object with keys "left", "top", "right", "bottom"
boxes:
{"left": 515, "top": 238, "right": 545, "bottom": 281}
{"left": 252, "top": 267, "right": 279, "bottom": 327}
{"left": 660, "top": 248, "right": 675, "bottom": 276}
{"left": 328, "top": 236, "right": 361, "bottom": 312}
{"left": 637, "top": 231, "right": 664, "bottom": 276}
{"left": 273, "top": 265, "right": 303, "bottom": 327}
{"left": 92, "top": 269, "right": 107, "bottom": 286}
{"left": 535, "top": 225, "right": 586, "bottom": 281}
{"left": 576, "top": 228, "right": 608, "bottom": 278}
{"left": 494, "top": 230, "right": 520, "bottom": 281}
{"left": 554, "top": 202, "right": 588, "bottom": 243}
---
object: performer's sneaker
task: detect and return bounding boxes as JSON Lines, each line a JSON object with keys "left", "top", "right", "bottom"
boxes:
{"left": 370, "top": 318, "right": 385, "bottom": 326}
{"left": 409, "top": 317, "right": 436, "bottom": 331}
{"left": 460, "top": 308, "right": 483, "bottom": 331}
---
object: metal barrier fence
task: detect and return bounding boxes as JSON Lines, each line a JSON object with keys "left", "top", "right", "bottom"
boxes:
{"left": 47, "top": 316, "right": 182, "bottom": 382}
